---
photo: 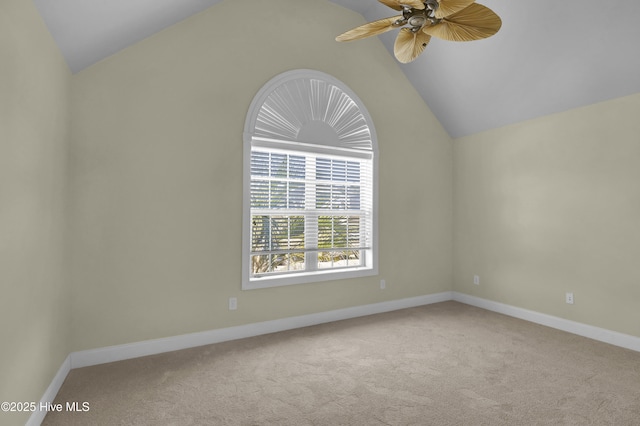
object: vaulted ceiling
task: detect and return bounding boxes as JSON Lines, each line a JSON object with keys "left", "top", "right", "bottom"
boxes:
{"left": 33, "top": 0, "right": 640, "bottom": 138}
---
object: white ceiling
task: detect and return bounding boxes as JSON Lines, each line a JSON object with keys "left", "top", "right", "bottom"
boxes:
{"left": 33, "top": 0, "right": 640, "bottom": 138}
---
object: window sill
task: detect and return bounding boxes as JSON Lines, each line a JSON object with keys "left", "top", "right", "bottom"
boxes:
{"left": 242, "top": 266, "right": 377, "bottom": 290}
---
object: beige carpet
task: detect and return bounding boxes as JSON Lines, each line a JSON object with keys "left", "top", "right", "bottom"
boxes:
{"left": 43, "top": 301, "right": 640, "bottom": 425}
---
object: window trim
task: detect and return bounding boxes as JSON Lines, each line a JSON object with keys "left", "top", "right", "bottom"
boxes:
{"left": 242, "top": 69, "right": 378, "bottom": 290}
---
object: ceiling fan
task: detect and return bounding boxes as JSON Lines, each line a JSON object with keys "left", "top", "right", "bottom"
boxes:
{"left": 336, "top": 0, "right": 502, "bottom": 63}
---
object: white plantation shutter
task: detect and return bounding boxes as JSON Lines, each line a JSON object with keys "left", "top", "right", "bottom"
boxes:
{"left": 249, "top": 145, "right": 373, "bottom": 273}
{"left": 243, "top": 70, "right": 378, "bottom": 289}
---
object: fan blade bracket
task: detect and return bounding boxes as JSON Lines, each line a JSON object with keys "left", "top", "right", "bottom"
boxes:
{"left": 393, "top": 18, "right": 408, "bottom": 27}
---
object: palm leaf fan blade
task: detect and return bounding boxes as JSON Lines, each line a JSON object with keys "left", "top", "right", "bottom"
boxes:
{"left": 336, "top": 16, "right": 402, "bottom": 42}
{"left": 433, "top": 0, "right": 477, "bottom": 19}
{"left": 424, "top": 3, "right": 501, "bottom": 41}
{"left": 379, "top": 0, "right": 425, "bottom": 10}
{"left": 394, "top": 28, "right": 432, "bottom": 63}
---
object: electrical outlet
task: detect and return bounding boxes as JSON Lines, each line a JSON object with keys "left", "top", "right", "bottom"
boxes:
{"left": 380, "top": 279, "right": 386, "bottom": 290}
{"left": 229, "top": 297, "right": 238, "bottom": 310}
{"left": 473, "top": 275, "right": 480, "bottom": 285}
{"left": 565, "top": 292, "right": 574, "bottom": 305}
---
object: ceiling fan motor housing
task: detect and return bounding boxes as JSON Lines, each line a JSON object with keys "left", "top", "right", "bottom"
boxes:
{"left": 404, "top": 2, "right": 438, "bottom": 32}
{"left": 408, "top": 15, "right": 427, "bottom": 29}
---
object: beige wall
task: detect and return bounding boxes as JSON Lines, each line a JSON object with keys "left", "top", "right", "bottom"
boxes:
{"left": 69, "top": 0, "right": 453, "bottom": 351}
{"left": 0, "top": 0, "right": 71, "bottom": 424}
{"left": 453, "top": 93, "right": 640, "bottom": 337}
{"left": 12, "top": 0, "right": 638, "bottom": 416}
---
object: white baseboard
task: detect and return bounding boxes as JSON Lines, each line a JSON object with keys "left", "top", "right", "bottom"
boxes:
{"left": 70, "top": 291, "right": 453, "bottom": 369}
{"left": 453, "top": 292, "right": 640, "bottom": 353}
{"left": 26, "top": 355, "right": 71, "bottom": 426}
{"left": 28, "top": 292, "right": 448, "bottom": 425}
{"left": 32, "top": 290, "right": 640, "bottom": 425}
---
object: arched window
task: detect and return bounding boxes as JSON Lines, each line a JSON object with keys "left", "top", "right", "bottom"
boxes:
{"left": 242, "top": 70, "right": 378, "bottom": 289}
